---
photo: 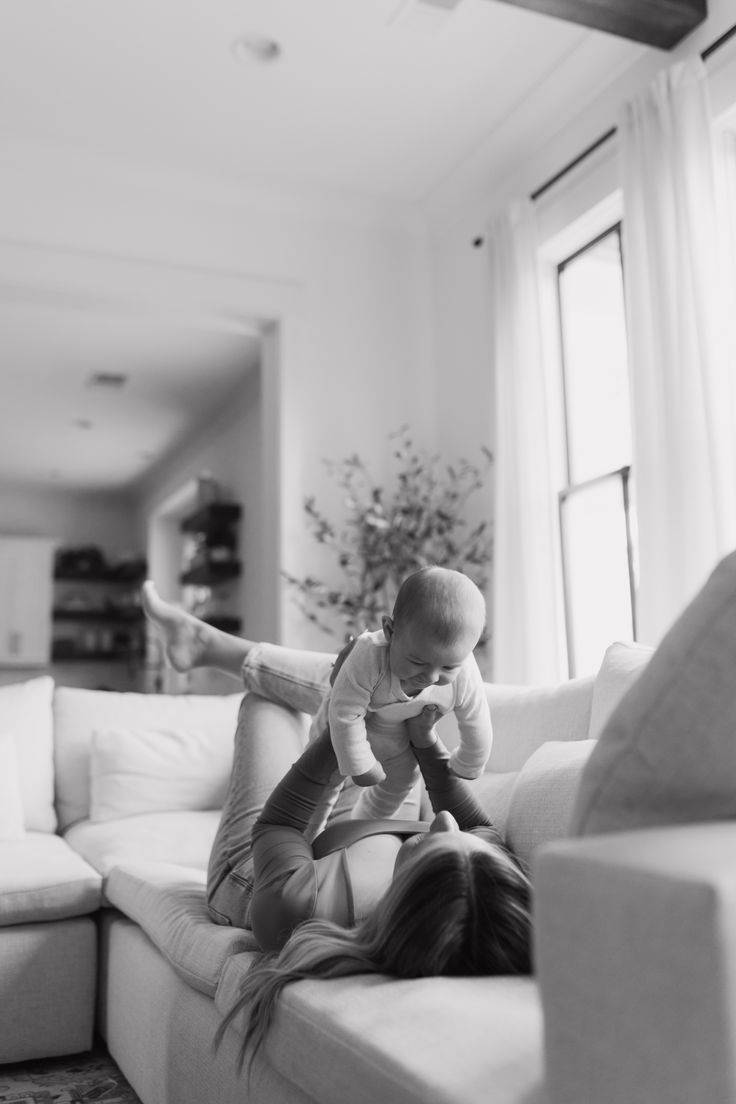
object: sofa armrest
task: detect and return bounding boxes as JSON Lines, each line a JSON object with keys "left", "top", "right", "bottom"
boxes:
{"left": 534, "top": 822, "right": 736, "bottom": 1104}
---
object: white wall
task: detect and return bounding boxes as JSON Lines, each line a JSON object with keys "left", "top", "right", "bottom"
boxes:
{"left": 1, "top": 155, "right": 436, "bottom": 652}
{"left": 426, "top": 0, "right": 736, "bottom": 615}
{"left": 0, "top": 481, "right": 137, "bottom": 553}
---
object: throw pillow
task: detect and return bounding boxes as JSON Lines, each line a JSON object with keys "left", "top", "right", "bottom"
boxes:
{"left": 90, "top": 727, "right": 233, "bottom": 822}
{"left": 571, "top": 549, "right": 736, "bottom": 836}
{"left": 587, "top": 641, "right": 654, "bottom": 740}
{"left": 0, "top": 731, "right": 26, "bottom": 840}
{"left": 0, "top": 676, "right": 55, "bottom": 832}
{"left": 505, "top": 740, "right": 595, "bottom": 871}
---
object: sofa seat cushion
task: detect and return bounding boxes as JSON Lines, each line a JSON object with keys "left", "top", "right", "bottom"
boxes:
{"left": 216, "top": 957, "right": 545, "bottom": 1104}
{"left": 104, "top": 862, "right": 258, "bottom": 997}
{"left": 64, "top": 810, "right": 221, "bottom": 876}
{"left": 0, "top": 833, "right": 101, "bottom": 926}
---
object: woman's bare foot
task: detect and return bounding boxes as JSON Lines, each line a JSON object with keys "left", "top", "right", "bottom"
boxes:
{"left": 141, "top": 581, "right": 213, "bottom": 672}
{"left": 406, "top": 705, "right": 440, "bottom": 749}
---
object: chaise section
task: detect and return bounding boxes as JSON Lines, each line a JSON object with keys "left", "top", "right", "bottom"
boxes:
{"left": 535, "top": 821, "right": 736, "bottom": 1104}
{"left": 216, "top": 957, "right": 547, "bottom": 1104}
{"left": 104, "top": 862, "right": 258, "bottom": 995}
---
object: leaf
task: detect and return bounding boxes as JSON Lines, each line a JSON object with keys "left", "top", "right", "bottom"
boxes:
{"left": 283, "top": 427, "right": 493, "bottom": 635}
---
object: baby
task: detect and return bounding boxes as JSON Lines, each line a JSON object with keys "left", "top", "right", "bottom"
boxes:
{"left": 314, "top": 565, "right": 493, "bottom": 821}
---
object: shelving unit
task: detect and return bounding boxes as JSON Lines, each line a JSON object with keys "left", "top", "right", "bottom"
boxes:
{"left": 179, "top": 502, "right": 242, "bottom": 632}
{"left": 52, "top": 565, "right": 146, "bottom": 664}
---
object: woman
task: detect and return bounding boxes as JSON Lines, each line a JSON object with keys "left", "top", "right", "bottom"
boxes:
{"left": 142, "top": 582, "right": 531, "bottom": 1065}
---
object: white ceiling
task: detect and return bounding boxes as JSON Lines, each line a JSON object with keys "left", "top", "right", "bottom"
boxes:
{"left": 0, "top": 0, "right": 648, "bottom": 493}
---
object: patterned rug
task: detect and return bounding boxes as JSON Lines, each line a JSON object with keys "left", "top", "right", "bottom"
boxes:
{"left": 0, "top": 1041, "right": 142, "bottom": 1103}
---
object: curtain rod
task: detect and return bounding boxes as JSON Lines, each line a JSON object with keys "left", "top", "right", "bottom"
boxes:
{"left": 530, "top": 18, "right": 736, "bottom": 203}
{"left": 472, "top": 16, "right": 736, "bottom": 245}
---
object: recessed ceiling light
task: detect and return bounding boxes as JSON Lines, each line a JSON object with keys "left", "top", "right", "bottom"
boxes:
{"left": 231, "top": 33, "right": 282, "bottom": 65}
{"left": 87, "top": 371, "right": 128, "bottom": 388}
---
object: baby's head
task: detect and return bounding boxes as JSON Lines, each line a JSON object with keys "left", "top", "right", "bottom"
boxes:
{"left": 382, "top": 567, "right": 486, "bottom": 695}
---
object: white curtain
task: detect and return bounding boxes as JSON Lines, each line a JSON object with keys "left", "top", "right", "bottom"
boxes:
{"left": 620, "top": 57, "right": 736, "bottom": 646}
{"left": 489, "top": 199, "right": 562, "bottom": 684}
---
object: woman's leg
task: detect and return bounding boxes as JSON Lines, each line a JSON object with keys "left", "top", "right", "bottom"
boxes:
{"left": 142, "top": 580, "right": 336, "bottom": 715}
{"left": 206, "top": 693, "right": 311, "bottom": 926}
{"left": 142, "top": 582, "right": 350, "bottom": 925}
{"left": 141, "top": 580, "right": 254, "bottom": 675}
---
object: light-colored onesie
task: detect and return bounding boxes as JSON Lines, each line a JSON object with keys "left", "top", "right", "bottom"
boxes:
{"left": 312, "top": 629, "right": 493, "bottom": 820}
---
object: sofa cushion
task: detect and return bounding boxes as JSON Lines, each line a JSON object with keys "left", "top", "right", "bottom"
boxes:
{"left": 216, "top": 957, "right": 545, "bottom": 1104}
{"left": 472, "top": 771, "right": 519, "bottom": 838}
{"left": 572, "top": 550, "right": 736, "bottom": 835}
{"left": 104, "top": 862, "right": 258, "bottom": 997}
{"left": 0, "top": 676, "right": 55, "bottom": 833}
{"left": 485, "top": 675, "right": 594, "bottom": 772}
{"left": 65, "top": 810, "right": 221, "bottom": 877}
{"left": 588, "top": 641, "right": 653, "bottom": 740}
{"left": 0, "top": 732, "right": 25, "bottom": 840}
{"left": 54, "top": 686, "right": 242, "bottom": 831}
{"left": 90, "top": 726, "right": 233, "bottom": 821}
{"left": 506, "top": 740, "right": 595, "bottom": 871}
{"left": 0, "top": 833, "right": 101, "bottom": 926}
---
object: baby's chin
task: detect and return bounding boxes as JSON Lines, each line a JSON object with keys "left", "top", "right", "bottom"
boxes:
{"left": 400, "top": 678, "right": 428, "bottom": 696}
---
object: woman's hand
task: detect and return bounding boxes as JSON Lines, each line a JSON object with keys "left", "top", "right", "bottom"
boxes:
{"left": 406, "top": 705, "right": 440, "bottom": 749}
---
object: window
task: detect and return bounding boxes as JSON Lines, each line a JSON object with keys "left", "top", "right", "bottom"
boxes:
{"left": 556, "top": 225, "right": 637, "bottom": 676}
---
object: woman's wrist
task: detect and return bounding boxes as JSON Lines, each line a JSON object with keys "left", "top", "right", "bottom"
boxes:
{"left": 406, "top": 705, "right": 440, "bottom": 748}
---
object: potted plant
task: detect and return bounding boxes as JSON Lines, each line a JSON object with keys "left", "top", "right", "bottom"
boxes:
{"left": 283, "top": 427, "right": 493, "bottom": 644}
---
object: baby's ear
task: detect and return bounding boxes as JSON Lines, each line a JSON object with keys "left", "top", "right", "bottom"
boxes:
{"left": 382, "top": 615, "right": 394, "bottom": 642}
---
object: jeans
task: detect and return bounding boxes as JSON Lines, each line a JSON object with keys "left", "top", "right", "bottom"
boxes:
{"left": 206, "top": 643, "right": 351, "bottom": 927}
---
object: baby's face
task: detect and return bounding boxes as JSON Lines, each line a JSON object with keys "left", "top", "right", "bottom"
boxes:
{"left": 384, "top": 616, "right": 478, "bottom": 696}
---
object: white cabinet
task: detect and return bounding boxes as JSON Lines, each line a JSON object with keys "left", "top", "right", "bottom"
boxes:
{"left": 0, "top": 537, "right": 54, "bottom": 666}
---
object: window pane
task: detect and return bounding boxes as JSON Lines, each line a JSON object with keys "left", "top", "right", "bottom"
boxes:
{"left": 560, "top": 473, "right": 634, "bottom": 677}
{"left": 558, "top": 230, "right": 631, "bottom": 484}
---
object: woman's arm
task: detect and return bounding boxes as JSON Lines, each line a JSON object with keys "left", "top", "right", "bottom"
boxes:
{"left": 410, "top": 722, "right": 498, "bottom": 834}
{"left": 248, "top": 728, "right": 344, "bottom": 950}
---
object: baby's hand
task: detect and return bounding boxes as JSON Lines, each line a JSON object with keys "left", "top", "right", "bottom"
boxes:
{"left": 406, "top": 705, "right": 440, "bottom": 749}
{"left": 447, "top": 754, "right": 483, "bottom": 781}
{"left": 352, "top": 763, "right": 386, "bottom": 787}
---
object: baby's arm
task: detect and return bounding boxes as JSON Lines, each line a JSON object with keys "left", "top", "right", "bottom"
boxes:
{"left": 449, "top": 657, "right": 493, "bottom": 779}
{"left": 328, "top": 645, "right": 386, "bottom": 787}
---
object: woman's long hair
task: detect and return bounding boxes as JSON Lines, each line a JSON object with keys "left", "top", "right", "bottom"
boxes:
{"left": 216, "top": 840, "right": 531, "bottom": 1071}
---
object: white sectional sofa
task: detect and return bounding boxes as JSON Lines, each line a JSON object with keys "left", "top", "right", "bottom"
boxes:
{"left": 2, "top": 591, "right": 735, "bottom": 1104}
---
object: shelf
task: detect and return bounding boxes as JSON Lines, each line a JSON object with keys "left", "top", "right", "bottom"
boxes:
{"left": 180, "top": 503, "right": 242, "bottom": 535}
{"left": 203, "top": 615, "right": 242, "bottom": 633}
{"left": 54, "top": 569, "right": 147, "bottom": 584}
{"left": 180, "top": 562, "right": 241, "bottom": 587}
{"left": 52, "top": 609, "right": 144, "bottom": 623}
{"left": 51, "top": 651, "right": 145, "bottom": 663}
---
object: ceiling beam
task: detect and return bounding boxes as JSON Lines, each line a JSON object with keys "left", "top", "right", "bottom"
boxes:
{"left": 483, "top": 0, "right": 708, "bottom": 49}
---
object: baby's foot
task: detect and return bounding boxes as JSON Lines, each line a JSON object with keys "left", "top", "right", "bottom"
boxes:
{"left": 406, "top": 705, "right": 440, "bottom": 749}
{"left": 141, "top": 580, "right": 211, "bottom": 672}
